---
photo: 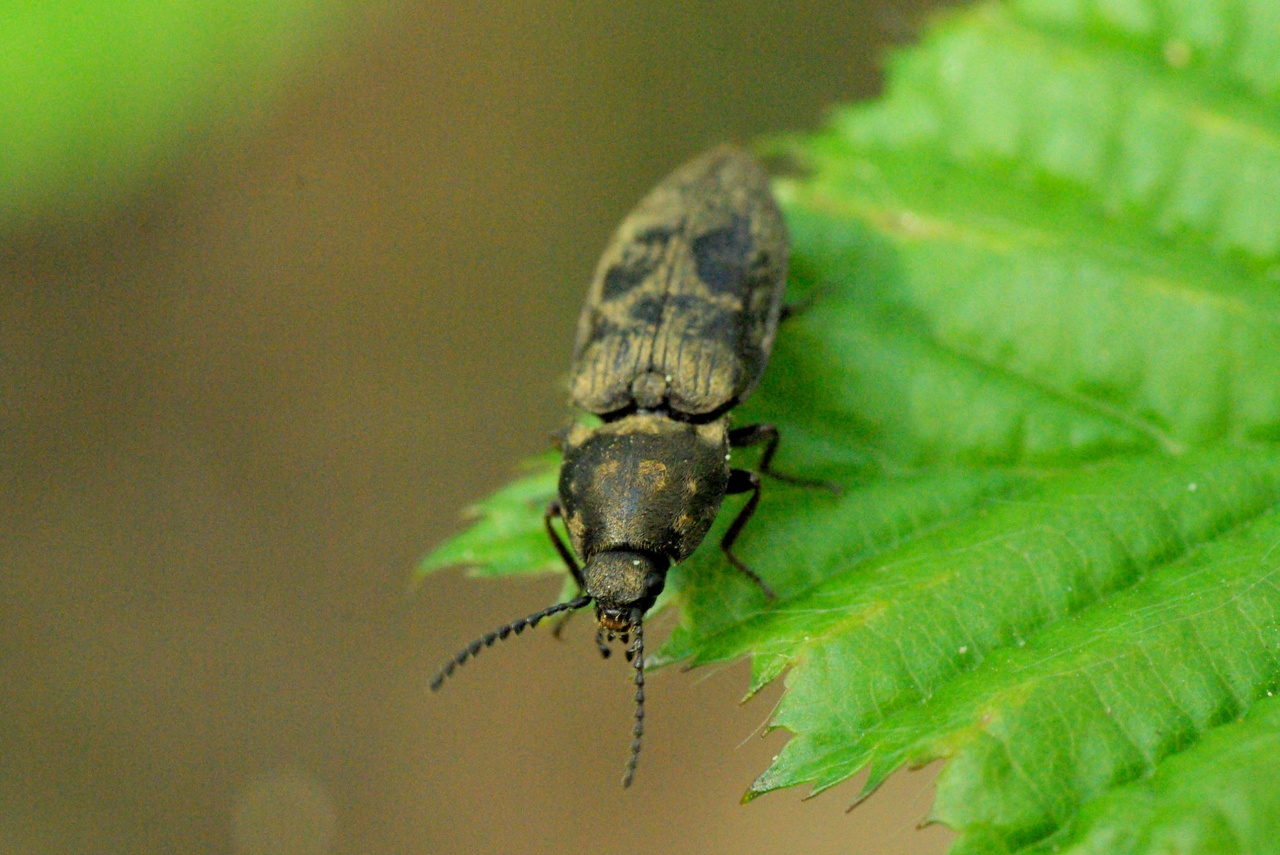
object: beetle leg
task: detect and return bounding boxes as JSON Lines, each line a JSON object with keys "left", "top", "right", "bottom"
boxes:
{"left": 729, "top": 423, "right": 840, "bottom": 492}
{"left": 549, "top": 424, "right": 572, "bottom": 450}
{"left": 552, "top": 605, "right": 580, "bottom": 639}
{"left": 545, "top": 500, "right": 588, "bottom": 638}
{"left": 595, "top": 625, "right": 612, "bottom": 659}
{"left": 778, "top": 290, "right": 818, "bottom": 323}
{"left": 545, "top": 500, "right": 585, "bottom": 586}
{"left": 721, "top": 468, "right": 776, "bottom": 599}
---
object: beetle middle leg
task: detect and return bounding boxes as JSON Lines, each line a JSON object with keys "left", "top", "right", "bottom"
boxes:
{"left": 720, "top": 424, "right": 841, "bottom": 599}
{"left": 729, "top": 423, "right": 840, "bottom": 491}
{"left": 721, "top": 468, "right": 776, "bottom": 599}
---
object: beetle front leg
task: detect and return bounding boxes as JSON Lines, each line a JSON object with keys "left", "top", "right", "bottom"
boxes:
{"left": 728, "top": 423, "right": 838, "bottom": 491}
{"left": 545, "top": 500, "right": 589, "bottom": 638}
{"left": 720, "top": 468, "right": 776, "bottom": 599}
{"left": 545, "top": 500, "right": 585, "bottom": 587}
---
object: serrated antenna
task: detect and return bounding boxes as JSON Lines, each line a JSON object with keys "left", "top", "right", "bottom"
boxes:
{"left": 429, "top": 595, "right": 592, "bottom": 690}
{"left": 622, "top": 613, "right": 645, "bottom": 788}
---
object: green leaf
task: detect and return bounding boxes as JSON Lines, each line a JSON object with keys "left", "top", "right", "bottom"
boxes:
{"left": 1030, "top": 695, "right": 1280, "bottom": 854}
{"left": 418, "top": 453, "right": 562, "bottom": 580}
{"left": 744, "top": 448, "right": 1280, "bottom": 801}
{"left": 420, "top": 1, "right": 1280, "bottom": 851}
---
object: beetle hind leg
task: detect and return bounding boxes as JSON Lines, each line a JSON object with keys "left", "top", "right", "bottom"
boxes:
{"left": 778, "top": 288, "right": 821, "bottom": 324}
{"left": 729, "top": 423, "right": 841, "bottom": 493}
{"left": 721, "top": 468, "right": 776, "bottom": 599}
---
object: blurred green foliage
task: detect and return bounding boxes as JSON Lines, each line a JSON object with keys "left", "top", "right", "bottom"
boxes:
{"left": 0, "top": 0, "right": 352, "bottom": 227}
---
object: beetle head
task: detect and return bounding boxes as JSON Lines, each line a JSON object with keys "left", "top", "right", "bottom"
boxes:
{"left": 429, "top": 549, "right": 664, "bottom": 789}
{"left": 578, "top": 551, "right": 654, "bottom": 789}
{"left": 583, "top": 549, "right": 669, "bottom": 631}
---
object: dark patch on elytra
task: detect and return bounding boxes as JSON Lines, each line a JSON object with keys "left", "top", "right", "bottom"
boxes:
{"left": 696, "top": 307, "right": 744, "bottom": 343}
{"left": 590, "top": 310, "right": 622, "bottom": 341}
{"left": 666, "top": 293, "right": 709, "bottom": 316}
{"left": 629, "top": 295, "right": 665, "bottom": 326}
{"left": 601, "top": 253, "right": 659, "bottom": 301}
{"left": 692, "top": 215, "right": 753, "bottom": 295}
{"left": 600, "top": 226, "right": 678, "bottom": 301}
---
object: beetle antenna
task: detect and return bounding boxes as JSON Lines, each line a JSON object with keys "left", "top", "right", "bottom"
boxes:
{"left": 622, "top": 614, "right": 645, "bottom": 788}
{"left": 429, "top": 595, "right": 592, "bottom": 691}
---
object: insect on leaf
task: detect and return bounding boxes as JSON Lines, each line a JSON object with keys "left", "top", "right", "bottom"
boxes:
{"left": 421, "top": 0, "right": 1280, "bottom": 850}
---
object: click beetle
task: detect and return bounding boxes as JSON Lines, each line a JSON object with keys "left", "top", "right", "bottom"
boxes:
{"left": 430, "top": 146, "right": 826, "bottom": 786}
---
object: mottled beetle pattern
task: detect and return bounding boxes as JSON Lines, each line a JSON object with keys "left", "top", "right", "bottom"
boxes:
{"left": 431, "top": 146, "right": 826, "bottom": 787}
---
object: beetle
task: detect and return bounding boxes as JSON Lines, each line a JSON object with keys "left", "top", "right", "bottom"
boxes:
{"left": 430, "top": 146, "right": 827, "bottom": 786}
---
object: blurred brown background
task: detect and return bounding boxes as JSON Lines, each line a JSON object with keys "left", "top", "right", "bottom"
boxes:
{"left": 0, "top": 2, "right": 951, "bottom": 853}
